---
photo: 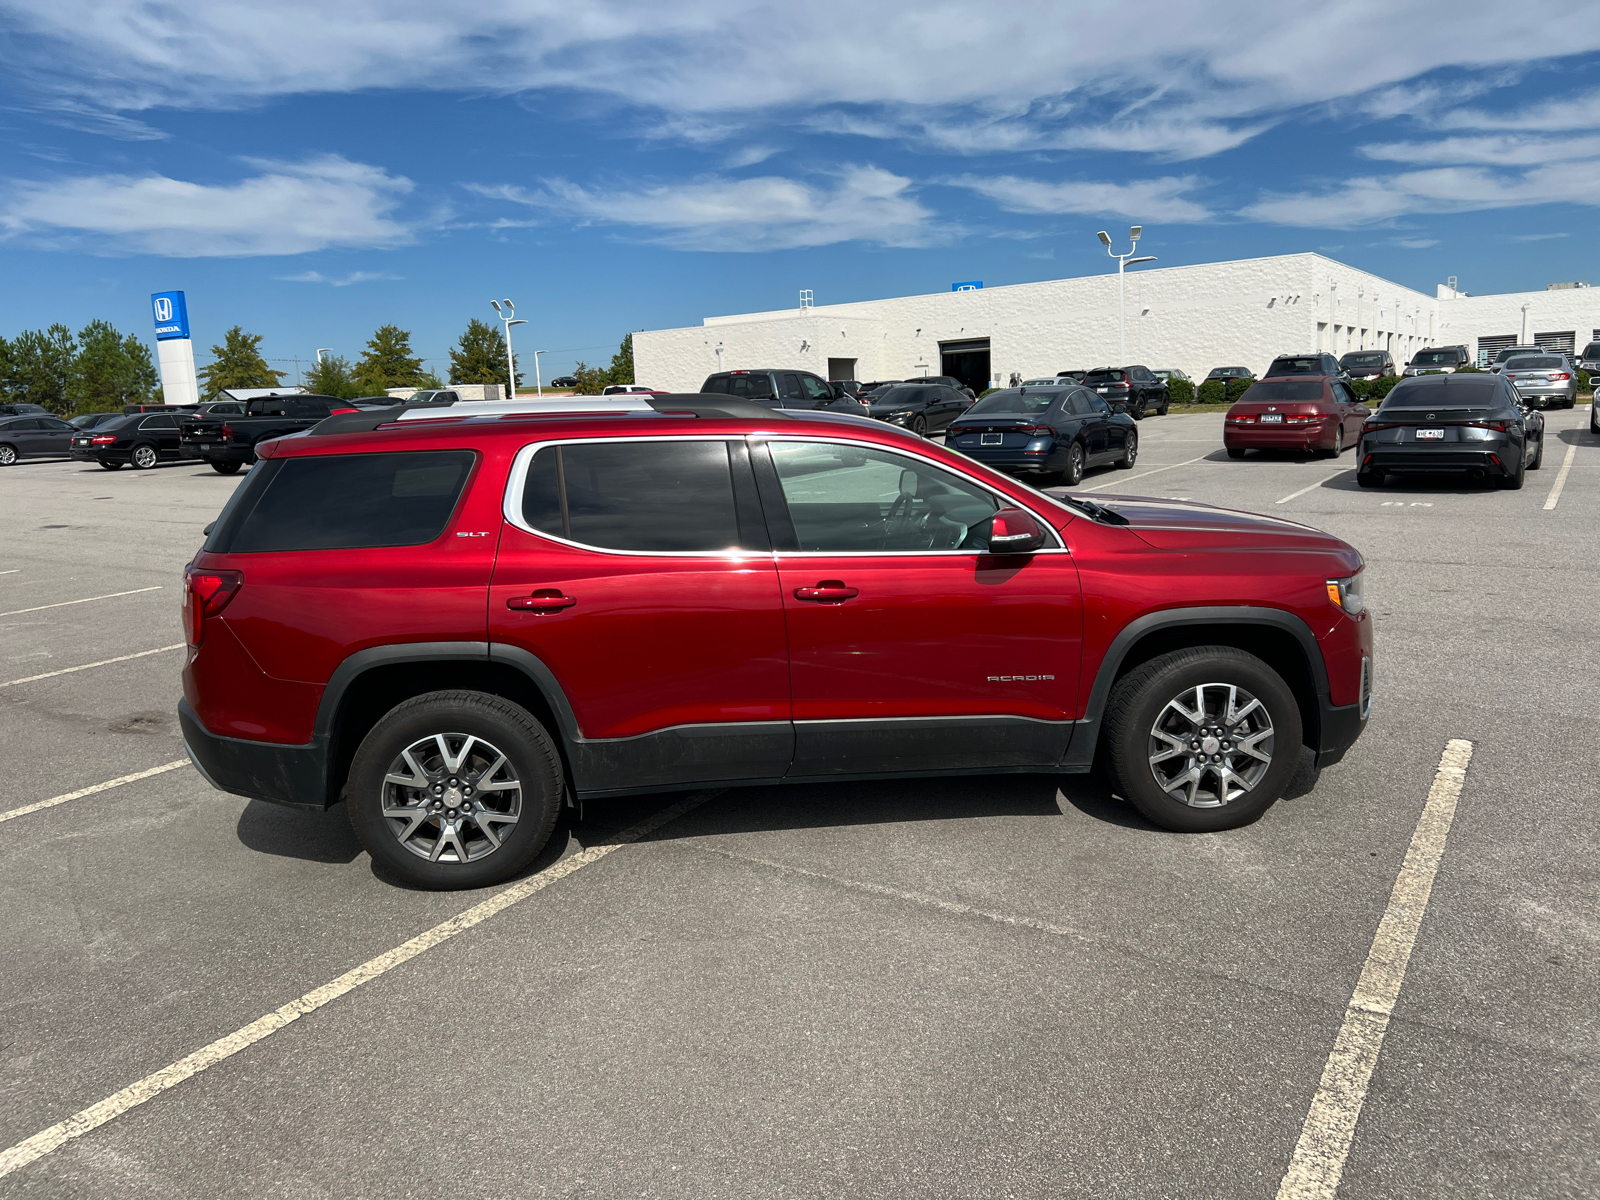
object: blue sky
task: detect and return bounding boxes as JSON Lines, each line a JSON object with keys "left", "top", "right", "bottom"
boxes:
{"left": 2, "top": 0, "right": 1598, "bottom": 383}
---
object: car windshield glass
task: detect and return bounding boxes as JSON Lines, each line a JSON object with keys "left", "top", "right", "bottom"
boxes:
{"left": 1411, "top": 351, "right": 1457, "bottom": 365}
{"left": 872, "top": 387, "right": 933, "bottom": 404}
{"left": 1269, "top": 357, "right": 1323, "bottom": 374}
{"left": 966, "top": 392, "right": 1054, "bottom": 415}
{"left": 1237, "top": 382, "right": 1324, "bottom": 402}
{"left": 1583, "top": 343, "right": 1600, "bottom": 358}
{"left": 1082, "top": 370, "right": 1125, "bottom": 385}
{"left": 1494, "top": 348, "right": 1536, "bottom": 361}
{"left": 1505, "top": 356, "right": 1564, "bottom": 369}
{"left": 1343, "top": 353, "right": 1385, "bottom": 366}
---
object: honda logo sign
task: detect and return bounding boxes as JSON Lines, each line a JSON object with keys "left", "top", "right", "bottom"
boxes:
{"left": 150, "top": 290, "right": 190, "bottom": 341}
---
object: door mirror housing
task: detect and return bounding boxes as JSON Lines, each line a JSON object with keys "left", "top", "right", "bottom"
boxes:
{"left": 988, "top": 508, "right": 1046, "bottom": 554}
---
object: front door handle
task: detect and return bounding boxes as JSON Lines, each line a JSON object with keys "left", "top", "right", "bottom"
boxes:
{"left": 507, "top": 589, "right": 577, "bottom": 612}
{"left": 794, "top": 581, "right": 859, "bottom": 603}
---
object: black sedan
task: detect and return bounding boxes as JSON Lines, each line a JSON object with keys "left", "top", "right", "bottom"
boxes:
{"left": 945, "top": 385, "right": 1137, "bottom": 486}
{"left": 866, "top": 382, "right": 972, "bottom": 436}
{"left": 1358, "top": 372, "right": 1544, "bottom": 490}
{"left": 70, "top": 411, "right": 185, "bottom": 470}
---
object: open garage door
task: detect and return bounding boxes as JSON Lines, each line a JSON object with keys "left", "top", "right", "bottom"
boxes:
{"left": 940, "top": 339, "right": 990, "bottom": 395}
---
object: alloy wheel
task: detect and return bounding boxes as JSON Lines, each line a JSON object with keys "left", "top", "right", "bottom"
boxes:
{"left": 132, "top": 445, "right": 158, "bottom": 469}
{"left": 1146, "top": 683, "right": 1274, "bottom": 808}
{"left": 0, "top": 445, "right": 15, "bottom": 466}
{"left": 380, "top": 732, "right": 522, "bottom": 863}
{"left": 1065, "top": 442, "right": 1085, "bottom": 485}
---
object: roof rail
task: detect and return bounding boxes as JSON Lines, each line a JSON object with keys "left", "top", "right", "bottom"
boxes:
{"left": 310, "top": 393, "right": 795, "bottom": 436}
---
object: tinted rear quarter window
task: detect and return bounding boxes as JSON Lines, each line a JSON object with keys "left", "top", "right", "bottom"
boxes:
{"left": 216, "top": 451, "right": 476, "bottom": 553}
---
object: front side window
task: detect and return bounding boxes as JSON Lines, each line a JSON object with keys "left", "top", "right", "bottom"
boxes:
{"left": 780, "top": 373, "right": 804, "bottom": 400}
{"left": 800, "top": 374, "right": 833, "bottom": 402}
{"left": 767, "top": 441, "right": 1001, "bottom": 553}
{"left": 520, "top": 440, "right": 753, "bottom": 553}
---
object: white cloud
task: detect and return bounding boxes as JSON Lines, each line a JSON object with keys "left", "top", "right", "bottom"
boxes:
{"left": 0, "top": 156, "right": 415, "bottom": 256}
{"left": 1243, "top": 160, "right": 1600, "bottom": 228}
{"left": 277, "top": 269, "right": 405, "bottom": 285}
{"left": 1509, "top": 231, "right": 1569, "bottom": 242}
{"left": 1394, "top": 238, "right": 1439, "bottom": 249}
{"left": 1360, "top": 134, "right": 1600, "bottom": 165}
{"left": 6, "top": 2, "right": 1600, "bottom": 161}
{"left": 474, "top": 166, "right": 939, "bottom": 251}
{"left": 949, "top": 174, "right": 1212, "bottom": 223}
{"left": 1438, "top": 89, "right": 1600, "bottom": 131}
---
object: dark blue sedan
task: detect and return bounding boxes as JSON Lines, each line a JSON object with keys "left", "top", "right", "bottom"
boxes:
{"left": 945, "top": 385, "right": 1138, "bottom": 486}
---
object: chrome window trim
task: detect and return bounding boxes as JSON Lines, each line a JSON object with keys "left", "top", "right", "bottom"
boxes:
{"left": 501, "top": 431, "right": 1069, "bottom": 559}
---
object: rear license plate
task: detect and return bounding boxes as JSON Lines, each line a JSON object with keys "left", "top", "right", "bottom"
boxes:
{"left": 1417, "top": 428, "right": 1444, "bottom": 439}
{"left": 197, "top": 443, "right": 215, "bottom": 451}
{"left": 1259, "top": 413, "right": 1283, "bottom": 424}
{"left": 1096, "top": 387, "right": 1109, "bottom": 394}
{"left": 980, "top": 433, "right": 1003, "bottom": 446}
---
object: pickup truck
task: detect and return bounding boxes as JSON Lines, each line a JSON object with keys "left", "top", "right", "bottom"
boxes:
{"left": 179, "top": 394, "right": 358, "bottom": 474}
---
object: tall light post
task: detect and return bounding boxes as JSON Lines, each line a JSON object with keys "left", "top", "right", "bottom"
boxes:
{"left": 316, "top": 348, "right": 332, "bottom": 365}
{"left": 1097, "top": 227, "right": 1156, "bottom": 365}
{"left": 532, "top": 350, "right": 547, "bottom": 397}
{"left": 490, "top": 299, "right": 526, "bottom": 402}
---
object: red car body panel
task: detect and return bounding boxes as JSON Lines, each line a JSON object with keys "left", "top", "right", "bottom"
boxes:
{"left": 181, "top": 408, "right": 1371, "bottom": 807}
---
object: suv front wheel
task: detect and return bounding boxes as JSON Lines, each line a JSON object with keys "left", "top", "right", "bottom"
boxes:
{"left": 346, "top": 690, "right": 564, "bottom": 889}
{"left": 1102, "top": 647, "right": 1302, "bottom": 832}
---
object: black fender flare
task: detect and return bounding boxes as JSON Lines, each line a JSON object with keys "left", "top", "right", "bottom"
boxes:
{"left": 1061, "top": 606, "right": 1327, "bottom": 772}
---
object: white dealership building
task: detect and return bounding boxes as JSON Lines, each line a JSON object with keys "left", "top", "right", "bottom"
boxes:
{"left": 634, "top": 253, "right": 1599, "bottom": 395}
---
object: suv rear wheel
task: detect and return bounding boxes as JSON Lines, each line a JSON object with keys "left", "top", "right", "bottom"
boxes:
{"left": 1103, "top": 647, "right": 1302, "bottom": 832}
{"left": 346, "top": 690, "right": 564, "bottom": 889}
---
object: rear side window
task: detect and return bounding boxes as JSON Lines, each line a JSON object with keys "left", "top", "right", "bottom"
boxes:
{"left": 518, "top": 440, "right": 761, "bottom": 553}
{"left": 1238, "top": 382, "right": 1324, "bottom": 402}
{"left": 217, "top": 451, "right": 475, "bottom": 553}
{"left": 712, "top": 373, "right": 774, "bottom": 401}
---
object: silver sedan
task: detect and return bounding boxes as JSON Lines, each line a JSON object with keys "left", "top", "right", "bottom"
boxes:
{"left": 1501, "top": 354, "right": 1578, "bottom": 410}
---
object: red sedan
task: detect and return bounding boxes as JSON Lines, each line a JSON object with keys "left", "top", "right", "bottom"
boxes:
{"left": 1224, "top": 378, "right": 1369, "bottom": 459}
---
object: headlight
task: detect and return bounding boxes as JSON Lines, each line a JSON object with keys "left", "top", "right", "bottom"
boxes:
{"left": 1326, "top": 573, "right": 1365, "bottom": 616}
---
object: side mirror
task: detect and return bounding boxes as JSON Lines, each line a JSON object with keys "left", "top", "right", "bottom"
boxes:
{"left": 988, "top": 508, "right": 1046, "bottom": 554}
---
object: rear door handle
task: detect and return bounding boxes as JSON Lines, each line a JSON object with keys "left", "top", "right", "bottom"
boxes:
{"left": 507, "top": 590, "right": 577, "bottom": 612}
{"left": 793, "top": 581, "right": 859, "bottom": 603}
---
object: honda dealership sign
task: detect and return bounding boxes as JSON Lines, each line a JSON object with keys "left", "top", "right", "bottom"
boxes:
{"left": 150, "top": 291, "right": 199, "bottom": 405}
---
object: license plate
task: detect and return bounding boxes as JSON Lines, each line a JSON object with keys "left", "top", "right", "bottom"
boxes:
{"left": 1417, "top": 428, "right": 1444, "bottom": 439}
{"left": 980, "top": 433, "right": 1003, "bottom": 446}
{"left": 197, "top": 444, "right": 215, "bottom": 451}
{"left": 1259, "top": 413, "right": 1283, "bottom": 424}
{"left": 1096, "top": 387, "right": 1109, "bottom": 393}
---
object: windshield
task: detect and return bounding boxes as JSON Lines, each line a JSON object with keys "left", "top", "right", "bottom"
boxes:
{"left": 1342, "top": 353, "right": 1385, "bottom": 367}
{"left": 1493, "top": 347, "right": 1537, "bottom": 362}
{"left": 1237, "top": 381, "right": 1324, "bottom": 402}
{"left": 1410, "top": 351, "right": 1457, "bottom": 366}
{"left": 966, "top": 391, "right": 1054, "bottom": 415}
{"left": 1268, "top": 357, "right": 1323, "bottom": 375}
{"left": 1504, "top": 356, "right": 1564, "bottom": 370}
{"left": 1583, "top": 343, "right": 1600, "bottom": 359}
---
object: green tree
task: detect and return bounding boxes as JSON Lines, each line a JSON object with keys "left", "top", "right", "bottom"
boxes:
{"left": 7, "top": 324, "right": 78, "bottom": 414}
{"left": 354, "top": 324, "right": 429, "bottom": 394}
{"left": 302, "top": 353, "right": 362, "bottom": 399}
{"left": 0, "top": 335, "right": 13, "bottom": 400}
{"left": 197, "top": 326, "right": 284, "bottom": 400}
{"left": 570, "top": 333, "right": 637, "bottom": 394}
{"left": 71, "top": 320, "right": 159, "bottom": 412}
{"left": 570, "top": 361, "right": 610, "bottom": 394}
{"left": 608, "top": 333, "right": 634, "bottom": 385}
{"left": 448, "top": 318, "right": 519, "bottom": 394}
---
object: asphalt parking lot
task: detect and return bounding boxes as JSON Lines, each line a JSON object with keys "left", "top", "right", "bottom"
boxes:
{"left": 2, "top": 410, "right": 1597, "bottom": 1199}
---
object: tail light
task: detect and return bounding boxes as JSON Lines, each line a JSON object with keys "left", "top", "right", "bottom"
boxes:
{"left": 1466, "top": 419, "right": 1514, "bottom": 432}
{"left": 1227, "top": 414, "right": 1256, "bottom": 424}
{"left": 1284, "top": 414, "right": 1320, "bottom": 424}
{"left": 1021, "top": 425, "right": 1054, "bottom": 437}
{"left": 329, "top": 407, "right": 359, "bottom": 415}
{"left": 183, "top": 565, "right": 242, "bottom": 646}
{"left": 1363, "top": 422, "right": 1397, "bottom": 432}
{"left": 220, "top": 424, "right": 234, "bottom": 442}
{"left": 91, "top": 434, "right": 117, "bottom": 444}
{"left": 1553, "top": 373, "right": 1571, "bottom": 381}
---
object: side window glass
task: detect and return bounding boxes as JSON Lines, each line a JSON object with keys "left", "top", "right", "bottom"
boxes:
{"left": 780, "top": 373, "right": 804, "bottom": 400}
{"left": 767, "top": 441, "right": 1000, "bottom": 553}
{"left": 143, "top": 415, "right": 176, "bottom": 428}
{"left": 800, "top": 374, "right": 832, "bottom": 402}
{"left": 520, "top": 441, "right": 750, "bottom": 552}
{"left": 702, "top": 375, "right": 731, "bottom": 396}
{"left": 1067, "top": 392, "right": 1094, "bottom": 417}
{"left": 13, "top": 419, "right": 41, "bottom": 430}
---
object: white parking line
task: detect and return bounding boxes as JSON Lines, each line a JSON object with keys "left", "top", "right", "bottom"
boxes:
{"left": 1078, "top": 454, "right": 1208, "bottom": 492}
{"left": 1276, "top": 470, "right": 1351, "bottom": 505}
{"left": 0, "top": 789, "right": 719, "bottom": 1179}
{"left": 1275, "top": 739, "right": 1473, "bottom": 1200}
{"left": 0, "top": 569, "right": 19, "bottom": 575}
{"left": 0, "top": 760, "right": 190, "bottom": 825}
{"left": 1542, "top": 441, "right": 1578, "bottom": 511}
{"left": 0, "top": 644, "right": 184, "bottom": 689}
{"left": 0, "top": 587, "right": 162, "bottom": 618}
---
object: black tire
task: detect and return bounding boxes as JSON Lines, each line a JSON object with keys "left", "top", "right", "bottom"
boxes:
{"left": 346, "top": 690, "right": 564, "bottom": 890}
{"left": 1499, "top": 455, "right": 1525, "bottom": 490}
{"left": 1130, "top": 402, "right": 1144, "bottom": 421}
{"left": 130, "top": 443, "right": 159, "bottom": 470}
{"left": 1356, "top": 468, "right": 1384, "bottom": 488}
{"left": 1564, "top": 397, "right": 1575, "bottom": 410}
{"left": 1159, "top": 402, "right": 1169, "bottom": 416}
{"left": 211, "top": 460, "right": 242, "bottom": 474}
{"left": 0, "top": 444, "right": 16, "bottom": 467}
{"left": 1529, "top": 434, "right": 1544, "bottom": 471}
{"left": 1117, "top": 430, "right": 1138, "bottom": 469}
{"left": 99, "top": 461, "right": 123, "bottom": 470}
{"left": 1062, "top": 441, "right": 1086, "bottom": 486}
{"left": 911, "top": 415, "right": 927, "bottom": 438}
{"left": 1226, "top": 447, "right": 1246, "bottom": 460}
{"left": 1591, "top": 407, "right": 1599, "bottom": 435}
{"left": 1323, "top": 425, "right": 1344, "bottom": 458}
{"left": 1103, "top": 647, "right": 1303, "bottom": 832}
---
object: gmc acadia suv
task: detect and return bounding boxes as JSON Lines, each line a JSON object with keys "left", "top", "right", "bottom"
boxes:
{"left": 180, "top": 396, "right": 1373, "bottom": 889}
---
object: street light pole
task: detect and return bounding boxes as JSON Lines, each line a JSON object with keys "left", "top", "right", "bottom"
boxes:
{"left": 490, "top": 299, "right": 527, "bottom": 402}
{"left": 1097, "top": 227, "right": 1156, "bottom": 365}
{"left": 532, "top": 351, "right": 546, "bottom": 397}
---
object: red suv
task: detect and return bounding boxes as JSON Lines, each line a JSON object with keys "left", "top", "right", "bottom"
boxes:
{"left": 180, "top": 396, "right": 1373, "bottom": 889}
